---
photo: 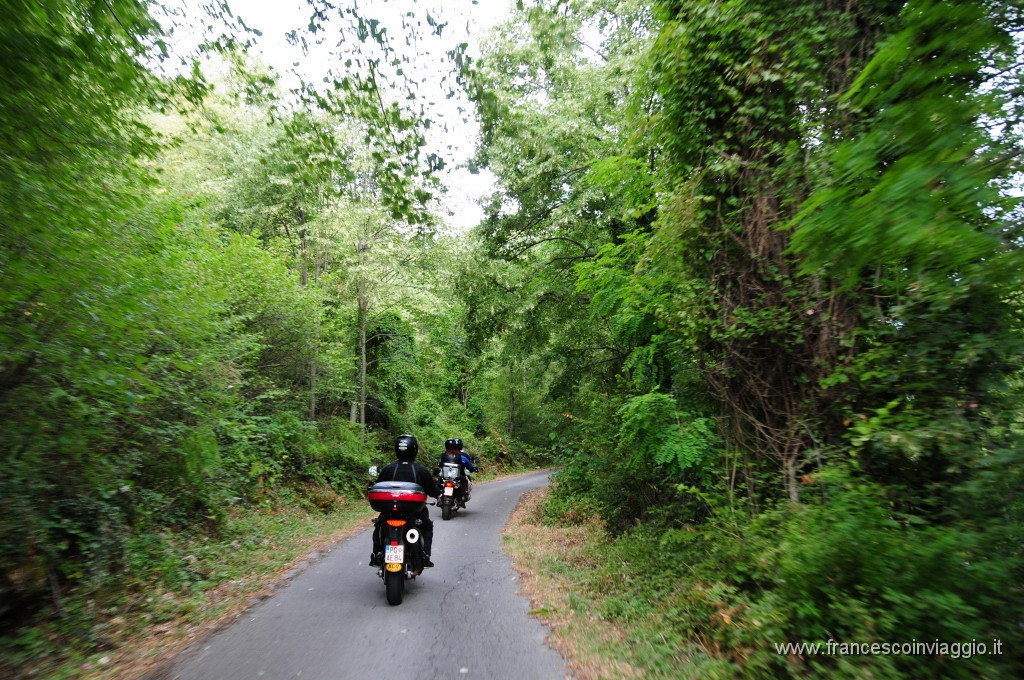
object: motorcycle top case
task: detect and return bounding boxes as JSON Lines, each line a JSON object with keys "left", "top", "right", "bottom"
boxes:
{"left": 368, "top": 481, "right": 428, "bottom": 513}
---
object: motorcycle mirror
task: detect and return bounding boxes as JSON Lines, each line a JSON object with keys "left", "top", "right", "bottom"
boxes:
{"left": 367, "top": 464, "right": 378, "bottom": 480}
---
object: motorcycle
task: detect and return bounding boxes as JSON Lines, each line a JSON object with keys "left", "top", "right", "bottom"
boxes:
{"left": 436, "top": 462, "right": 472, "bottom": 520}
{"left": 367, "top": 480, "right": 429, "bottom": 605}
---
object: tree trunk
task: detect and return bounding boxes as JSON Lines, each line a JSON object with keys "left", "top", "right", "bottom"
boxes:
{"left": 359, "top": 276, "right": 367, "bottom": 432}
{"left": 356, "top": 219, "right": 371, "bottom": 435}
{"left": 785, "top": 454, "right": 800, "bottom": 503}
{"left": 298, "top": 228, "right": 308, "bottom": 286}
{"left": 46, "top": 558, "right": 66, "bottom": 618}
{"left": 309, "top": 353, "right": 317, "bottom": 420}
{"left": 507, "top": 365, "right": 515, "bottom": 437}
{"left": 309, "top": 244, "right": 319, "bottom": 420}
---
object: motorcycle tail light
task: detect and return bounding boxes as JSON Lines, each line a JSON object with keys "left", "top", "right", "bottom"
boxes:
{"left": 386, "top": 519, "right": 407, "bottom": 527}
{"left": 445, "top": 482, "right": 454, "bottom": 488}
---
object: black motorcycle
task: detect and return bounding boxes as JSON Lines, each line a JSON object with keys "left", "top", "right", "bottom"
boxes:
{"left": 367, "top": 481, "right": 429, "bottom": 605}
{"left": 436, "top": 461, "right": 471, "bottom": 520}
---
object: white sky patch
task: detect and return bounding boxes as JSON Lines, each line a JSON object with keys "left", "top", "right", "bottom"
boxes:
{"left": 194, "top": 0, "right": 512, "bottom": 232}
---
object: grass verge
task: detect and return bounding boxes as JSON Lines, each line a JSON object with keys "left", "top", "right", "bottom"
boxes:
{"left": 502, "top": 483, "right": 1024, "bottom": 680}
{"left": 503, "top": 485, "right": 748, "bottom": 679}
{"left": 502, "top": 486, "right": 647, "bottom": 680}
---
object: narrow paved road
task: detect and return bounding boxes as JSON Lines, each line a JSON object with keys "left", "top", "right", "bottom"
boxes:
{"left": 164, "top": 469, "right": 570, "bottom": 680}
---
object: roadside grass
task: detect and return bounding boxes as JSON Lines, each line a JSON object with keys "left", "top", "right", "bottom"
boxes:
{"left": 503, "top": 482, "right": 1024, "bottom": 680}
{"left": 503, "top": 486, "right": 737, "bottom": 680}
{"left": 502, "top": 487, "right": 648, "bottom": 679}
{"left": 1, "top": 499, "right": 376, "bottom": 680}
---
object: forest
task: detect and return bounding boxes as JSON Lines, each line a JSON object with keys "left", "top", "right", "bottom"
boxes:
{"left": 2, "top": 0, "right": 1023, "bottom": 677}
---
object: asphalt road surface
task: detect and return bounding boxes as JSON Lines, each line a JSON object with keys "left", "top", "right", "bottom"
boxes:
{"left": 163, "top": 469, "right": 571, "bottom": 680}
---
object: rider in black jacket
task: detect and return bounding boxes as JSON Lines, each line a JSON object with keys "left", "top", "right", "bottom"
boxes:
{"left": 370, "top": 434, "right": 440, "bottom": 568}
{"left": 438, "top": 437, "right": 471, "bottom": 501}
{"left": 438, "top": 437, "right": 467, "bottom": 472}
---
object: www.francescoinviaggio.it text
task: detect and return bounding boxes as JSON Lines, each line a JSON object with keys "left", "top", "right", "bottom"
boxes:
{"left": 774, "top": 639, "right": 1004, "bottom": 660}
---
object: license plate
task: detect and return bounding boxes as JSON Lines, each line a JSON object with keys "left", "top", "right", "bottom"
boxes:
{"left": 444, "top": 486, "right": 454, "bottom": 496}
{"left": 385, "top": 544, "right": 404, "bottom": 564}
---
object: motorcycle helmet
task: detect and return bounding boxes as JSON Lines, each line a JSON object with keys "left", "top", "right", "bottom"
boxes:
{"left": 444, "top": 437, "right": 460, "bottom": 451}
{"left": 395, "top": 434, "right": 419, "bottom": 461}
{"left": 453, "top": 437, "right": 463, "bottom": 450}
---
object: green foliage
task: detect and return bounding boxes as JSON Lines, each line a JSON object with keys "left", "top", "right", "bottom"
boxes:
{"left": 486, "top": 0, "right": 1024, "bottom": 675}
{"left": 5, "top": 0, "right": 1024, "bottom": 676}
{"left": 540, "top": 462, "right": 1024, "bottom": 677}
{"left": 541, "top": 483, "right": 604, "bottom": 528}
{"left": 364, "top": 312, "right": 418, "bottom": 423}
{"left": 615, "top": 392, "right": 715, "bottom": 473}
{"left": 789, "top": 0, "right": 1020, "bottom": 284}
{"left": 1, "top": 503, "right": 374, "bottom": 679}
{"left": 0, "top": 3, "right": 482, "bottom": 666}
{"left": 779, "top": 0, "right": 1024, "bottom": 508}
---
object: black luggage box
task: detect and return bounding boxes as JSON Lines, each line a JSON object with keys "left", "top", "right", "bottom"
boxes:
{"left": 368, "top": 481, "right": 428, "bottom": 513}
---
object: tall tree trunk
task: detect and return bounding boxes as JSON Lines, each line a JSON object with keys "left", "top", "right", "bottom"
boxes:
{"left": 507, "top": 365, "right": 515, "bottom": 437}
{"left": 46, "top": 558, "right": 66, "bottom": 618}
{"left": 309, "top": 354, "right": 318, "bottom": 419}
{"left": 356, "top": 219, "right": 371, "bottom": 435}
{"left": 354, "top": 215, "right": 370, "bottom": 438}
{"left": 309, "top": 251, "right": 319, "bottom": 420}
{"left": 358, "top": 275, "right": 367, "bottom": 433}
{"left": 785, "top": 454, "right": 800, "bottom": 503}
{"left": 298, "top": 227, "right": 308, "bottom": 286}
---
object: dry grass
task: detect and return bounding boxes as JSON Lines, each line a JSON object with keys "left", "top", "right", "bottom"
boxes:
{"left": 502, "top": 487, "right": 645, "bottom": 680}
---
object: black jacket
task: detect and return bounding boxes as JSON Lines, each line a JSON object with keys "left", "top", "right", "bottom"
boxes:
{"left": 376, "top": 460, "right": 441, "bottom": 497}
{"left": 438, "top": 450, "right": 467, "bottom": 478}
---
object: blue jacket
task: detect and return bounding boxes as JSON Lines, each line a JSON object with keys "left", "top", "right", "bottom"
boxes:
{"left": 460, "top": 451, "right": 476, "bottom": 472}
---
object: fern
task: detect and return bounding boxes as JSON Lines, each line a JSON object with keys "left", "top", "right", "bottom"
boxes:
{"left": 616, "top": 392, "right": 716, "bottom": 473}
{"left": 655, "top": 416, "right": 716, "bottom": 471}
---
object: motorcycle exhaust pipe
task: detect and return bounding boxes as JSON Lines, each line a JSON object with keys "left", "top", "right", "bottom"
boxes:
{"left": 405, "top": 528, "right": 420, "bottom": 544}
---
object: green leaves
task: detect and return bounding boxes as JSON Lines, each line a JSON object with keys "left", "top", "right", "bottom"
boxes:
{"left": 789, "top": 0, "right": 1020, "bottom": 284}
{"left": 615, "top": 392, "right": 716, "bottom": 473}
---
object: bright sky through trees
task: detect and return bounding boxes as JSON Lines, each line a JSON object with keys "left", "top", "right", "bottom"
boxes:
{"left": 221, "top": 0, "right": 513, "bottom": 230}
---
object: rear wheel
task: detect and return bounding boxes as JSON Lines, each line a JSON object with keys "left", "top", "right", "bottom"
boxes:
{"left": 385, "top": 570, "right": 404, "bottom": 605}
{"left": 441, "top": 504, "right": 452, "bottom": 521}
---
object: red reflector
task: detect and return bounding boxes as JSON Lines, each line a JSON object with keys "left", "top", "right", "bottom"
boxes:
{"left": 368, "top": 491, "right": 428, "bottom": 503}
{"left": 390, "top": 541, "right": 398, "bottom": 546}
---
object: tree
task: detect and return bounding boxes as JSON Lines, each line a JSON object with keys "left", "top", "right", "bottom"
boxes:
{"left": 463, "top": 0, "right": 660, "bottom": 418}
{"left": 0, "top": 0, "right": 215, "bottom": 610}
{"left": 646, "top": 0, "right": 907, "bottom": 500}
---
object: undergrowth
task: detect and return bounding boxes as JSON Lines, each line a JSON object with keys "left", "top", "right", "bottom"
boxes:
{"left": 509, "top": 469, "right": 1022, "bottom": 679}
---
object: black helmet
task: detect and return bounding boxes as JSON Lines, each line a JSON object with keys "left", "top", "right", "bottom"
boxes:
{"left": 395, "top": 434, "right": 418, "bottom": 461}
{"left": 453, "top": 437, "right": 463, "bottom": 450}
{"left": 444, "top": 437, "right": 460, "bottom": 451}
